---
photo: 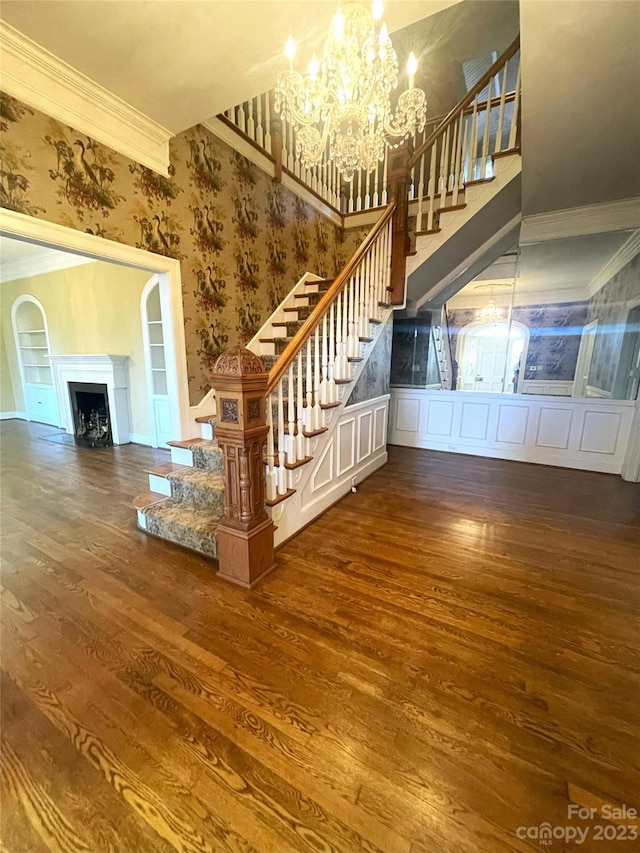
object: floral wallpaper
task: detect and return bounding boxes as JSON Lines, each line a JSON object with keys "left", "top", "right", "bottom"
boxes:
{"left": 446, "top": 301, "right": 589, "bottom": 381}
{"left": 346, "top": 316, "right": 393, "bottom": 406}
{"left": 587, "top": 253, "right": 640, "bottom": 395}
{"left": 0, "top": 92, "right": 364, "bottom": 403}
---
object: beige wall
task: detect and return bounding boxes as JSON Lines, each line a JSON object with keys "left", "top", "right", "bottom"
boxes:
{"left": 0, "top": 322, "right": 16, "bottom": 412}
{"left": 1, "top": 261, "right": 154, "bottom": 438}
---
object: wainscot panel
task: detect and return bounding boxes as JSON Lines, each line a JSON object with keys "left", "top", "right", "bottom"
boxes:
{"left": 388, "top": 388, "right": 635, "bottom": 475}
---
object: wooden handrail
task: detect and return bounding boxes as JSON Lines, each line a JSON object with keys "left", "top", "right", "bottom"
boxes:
{"left": 408, "top": 34, "right": 520, "bottom": 170}
{"left": 265, "top": 203, "right": 395, "bottom": 397}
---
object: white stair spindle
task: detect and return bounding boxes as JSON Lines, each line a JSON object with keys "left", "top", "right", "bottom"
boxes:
{"left": 469, "top": 97, "right": 479, "bottom": 180}
{"left": 265, "top": 392, "right": 276, "bottom": 501}
{"left": 416, "top": 150, "right": 426, "bottom": 231}
{"left": 328, "top": 302, "right": 336, "bottom": 403}
{"left": 508, "top": 61, "right": 522, "bottom": 151}
{"left": 247, "top": 97, "right": 256, "bottom": 142}
{"left": 426, "top": 140, "right": 438, "bottom": 231}
{"left": 382, "top": 146, "right": 389, "bottom": 204}
{"left": 479, "top": 89, "right": 491, "bottom": 178}
{"left": 495, "top": 62, "right": 509, "bottom": 154}
{"left": 305, "top": 338, "right": 313, "bottom": 429}
{"left": 320, "top": 315, "right": 329, "bottom": 404}
{"left": 349, "top": 178, "right": 355, "bottom": 213}
{"left": 460, "top": 114, "right": 470, "bottom": 185}
{"left": 264, "top": 93, "right": 272, "bottom": 153}
{"left": 347, "top": 275, "right": 357, "bottom": 358}
{"left": 365, "top": 166, "right": 371, "bottom": 210}
{"left": 439, "top": 126, "right": 450, "bottom": 210}
{"left": 256, "top": 93, "right": 264, "bottom": 149}
{"left": 373, "top": 160, "right": 380, "bottom": 208}
{"left": 287, "top": 364, "right": 296, "bottom": 465}
{"left": 277, "top": 383, "right": 287, "bottom": 494}
{"left": 314, "top": 326, "right": 322, "bottom": 430}
{"left": 296, "top": 353, "right": 305, "bottom": 460}
{"left": 336, "top": 291, "right": 345, "bottom": 380}
{"left": 452, "top": 113, "right": 464, "bottom": 206}
{"left": 238, "top": 102, "right": 246, "bottom": 134}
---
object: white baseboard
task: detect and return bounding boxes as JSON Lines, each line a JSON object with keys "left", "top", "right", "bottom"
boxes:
{"left": 129, "top": 433, "right": 153, "bottom": 446}
{"left": 0, "top": 411, "right": 28, "bottom": 420}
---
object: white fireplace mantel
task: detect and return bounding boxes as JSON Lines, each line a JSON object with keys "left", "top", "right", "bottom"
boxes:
{"left": 48, "top": 354, "right": 131, "bottom": 444}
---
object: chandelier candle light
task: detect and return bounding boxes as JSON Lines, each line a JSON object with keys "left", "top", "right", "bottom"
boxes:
{"left": 275, "top": 0, "right": 427, "bottom": 181}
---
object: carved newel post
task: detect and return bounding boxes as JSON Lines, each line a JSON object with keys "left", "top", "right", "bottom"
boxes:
{"left": 387, "top": 138, "right": 413, "bottom": 305}
{"left": 211, "top": 346, "right": 276, "bottom": 587}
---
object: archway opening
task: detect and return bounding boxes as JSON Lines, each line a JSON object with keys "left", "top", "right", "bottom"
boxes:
{"left": 457, "top": 321, "right": 528, "bottom": 394}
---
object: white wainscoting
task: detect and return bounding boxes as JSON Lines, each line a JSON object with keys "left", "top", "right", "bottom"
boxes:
{"left": 521, "top": 380, "right": 573, "bottom": 396}
{"left": 270, "top": 395, "right": 389, "bottom": 547}
{"left": 388, "top": 388, "right": 635, "bottom": 474}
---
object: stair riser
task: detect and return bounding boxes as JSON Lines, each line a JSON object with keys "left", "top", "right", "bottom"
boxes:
{"left": 148, "top": 473, "right": 172, "bottom": 496}
{"left": 199, "top": 422, "right": 215, "bottom": 440}
{"left": 143, "top": 511, "right": 219, "bottom": 560}
{"left": 192, "top": 446, "right": 224, "bottom": 473}
{"left": 170, "top": 446, "right": 194, "bottom": 467}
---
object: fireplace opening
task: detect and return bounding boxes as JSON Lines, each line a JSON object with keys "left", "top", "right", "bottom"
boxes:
{"left": 68, "top": 382, "right": 113, "bottom": 447}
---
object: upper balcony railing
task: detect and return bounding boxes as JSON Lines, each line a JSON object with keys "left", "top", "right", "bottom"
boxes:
{"left": 219, "top": 36, "right": 520, "bottom": 220}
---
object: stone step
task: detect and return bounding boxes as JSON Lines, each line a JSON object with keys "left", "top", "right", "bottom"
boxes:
{"left": 142, "top": 499, "right": 221, "bottom": 560}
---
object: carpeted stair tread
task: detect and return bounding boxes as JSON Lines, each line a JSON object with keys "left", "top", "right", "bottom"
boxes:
{"left": 195, "top": 414, "right": 217, "bottom": 426}
{"left": 166, "top": 468, "right": 226, "bottom": 511}
{"left": 142, "top": 499, "right": 221, "bottom": 560}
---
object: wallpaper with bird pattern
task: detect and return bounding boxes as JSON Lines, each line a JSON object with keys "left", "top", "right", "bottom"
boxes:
{"left": 0, "top": 92, "right": 366, "bottom": 403}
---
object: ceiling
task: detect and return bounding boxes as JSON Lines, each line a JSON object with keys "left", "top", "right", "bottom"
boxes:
{"left": 0, "top": 0, "right": 460, "bottom": 135}
{"left": 449, "top": 229, "right": 636, "bottom": 305}
{"left": 520, "top": 0, "right": 640, "bottom": 215}
{"left": 0, "top": 236, "right": 94, "bottom": 283}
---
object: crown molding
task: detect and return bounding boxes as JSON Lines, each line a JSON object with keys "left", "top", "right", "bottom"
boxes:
{"left": 0, "top": 23, "right": 173, "bottom": 175}
{"left": 0, "top": 246, "right": 95, "bottom": 283}
{"left": 587, "top": 229, "right": 640, "bottom": 297}
{"left": 521, "top": 198, "right": 640, "bottom": 244}
{"left": 448, "top": 285, "right": 590, "bottom": 309}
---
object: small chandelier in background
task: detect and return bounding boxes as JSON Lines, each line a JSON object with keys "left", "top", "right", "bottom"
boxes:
{"left": 274, "top": 1, "right": 427, "bottom": 181}
{"left": 475, "top": 287, "right": 506, "bottom": 325}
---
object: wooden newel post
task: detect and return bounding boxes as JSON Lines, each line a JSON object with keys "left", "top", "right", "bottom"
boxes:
{"left": 211, "top": 346, "right": 276, "bottom": 588}
{"left": 387, "top": 139, "right": 413, "bottom": 305}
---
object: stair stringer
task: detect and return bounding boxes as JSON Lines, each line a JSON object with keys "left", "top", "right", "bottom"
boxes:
{"left": 265, "top": 306, "right": 394, "bottom": 548}
{"left": 406, "top": 152, "right": 522, "bottom": 311}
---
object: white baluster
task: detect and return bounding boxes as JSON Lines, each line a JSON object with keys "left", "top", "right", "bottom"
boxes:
{"left": 349, "top": 178, "right": 355, "bottom": 213}
{"left": 373, "top": 160, "right": 380, "bottom": 208}
{"left": 370, "top": 240, "right": 378, "bottom": 324}
{"left": 460, "top": 114, "right": 470, "bottom": 185}
{"left": 426, "top": 139, "right": 438, "bottom": 231}
{"left": 265, "top": 392, "right": 276, "bottom": 501}
{"left": 305, "top": 338, "right": 313, "bottom": 430}
{"left": 452, "top": 113, "right": 464, "bottom": 206}
{"left": 508, "top": 61, "right": 521, "bottom": 151}
{"left": 336, "top": 291, "right": 345, "bottom": 380}
{"left": 416, "top": 149, "right": 426, "bottom": 232}
{"left": 296, "top": 353, "right": 305, "bottom": 460}
{"left": 328, "top": 302, "right": 336, "bottom": 403}
{"left": 469, "top": 97, "right": 479, "bottom": 180}
{"left": 264, "top": 92, "right": 272, "bottom": 153}
{"left": 347, "top": 275, "right": 357, "bottom": 359}
{"left": 247, "top": 97, "right": 256, "bottom": 142}
{"left": 287, "top": 364, "right": 296, "bottom": 465}
{"left": 495, "top": 62, "right": 509, "bottom": 154}
{"left": 320, "top": 315, "right": 329, "bottom": 404}
{"left": 479, "top": 88, "right": 491, "bottom": 179}
{"left": 238, "top": 102, "right": 247, "bottom": 134}
{"left": 256, "top": 93, "right": 264, "bottom": 149}
{"left": 277, "top": 383, "right": 287, "bottom": 494}
{"left": 360, "top": 252, "right": 370, "bottom": 341}
{"left": 439, "top": 126, "right": 450, "bottom": 210}
{"left": 365, "top": 167, "right": 371, "bottom": 210}
{"left": 314, "top": 326, "right": 322, "bottom": 430}
{"left": 382, "top": 146, "right": 389, "bottom": 204}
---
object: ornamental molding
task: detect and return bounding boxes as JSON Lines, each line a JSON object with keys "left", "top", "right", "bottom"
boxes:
{"left": 0, "top": 23, "right": 173, "bottom": 175}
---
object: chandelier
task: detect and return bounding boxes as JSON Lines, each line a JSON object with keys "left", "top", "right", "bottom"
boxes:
{"left": 274, "top": 1, "right": 427, "bottom": 181}
{"left": 475, "top": 289, "right": 505, "bottom": 325}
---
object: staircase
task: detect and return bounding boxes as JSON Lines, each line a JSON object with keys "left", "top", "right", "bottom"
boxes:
{"left": 134, "top": 207, "right": 395, "bottom": 558}
{"left": 134, "top": 36, "right": 522, "bottom": 573}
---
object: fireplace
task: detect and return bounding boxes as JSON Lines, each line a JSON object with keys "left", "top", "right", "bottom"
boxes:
{"left": 68, "top": 382, "right": 113, "bottom": 447}
{"left": 49, "top": 355, "right": 130, "bottom": 445}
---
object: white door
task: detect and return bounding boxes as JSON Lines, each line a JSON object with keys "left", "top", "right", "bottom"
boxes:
{"left": 474, "top": 337, "right": 509, "bottom": 392}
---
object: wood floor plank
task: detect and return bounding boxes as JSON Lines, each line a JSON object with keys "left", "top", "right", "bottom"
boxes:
{"left": 1, "top": 420, "right": 639, "bottom": 853}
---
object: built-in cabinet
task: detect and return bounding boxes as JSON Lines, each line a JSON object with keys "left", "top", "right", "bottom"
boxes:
{"left": 12, "top": 296, "right": 59, "bottom": 426}
{"left": 142, "top": 279, "right": 172, "bottom": 447}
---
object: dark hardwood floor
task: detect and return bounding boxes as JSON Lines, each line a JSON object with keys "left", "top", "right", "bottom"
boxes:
{"left": 1, "top": 419, "right": 639, "bottom": 853}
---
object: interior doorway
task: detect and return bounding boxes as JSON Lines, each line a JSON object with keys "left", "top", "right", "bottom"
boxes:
{"left": 457, "top": 321, "right": 528, "bottom": 394}
{"left": 11, "top": 295, "right": 60, "bottom": 426}
{"left": 141, "top": 276, "right": 172, "bottom": 447}
{"left": 613, "top": 304, "right": 640, "bottom": 400}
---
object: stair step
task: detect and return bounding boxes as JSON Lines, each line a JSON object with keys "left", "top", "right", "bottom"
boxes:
{"left": 439, "top": 203, "right": 467, "bottom": 213}
{"left": 369, "top": 318, "right": 382, "bottom": 325}
{"left": 334, "top": 379, "right": 351, "bottom": 385}
{"left": 320, "top": 401, "right": 340, "bottom": 410}
{"left": 133, "top": 491, "right": 168, "bottom": 511}
{"left": 464, "top": 176, "right": 495, "bottom": 187}
{"left": 265, "top": 488, "right": 296, "bottom": 508}
{"left": 359, "top": 336, "right": 373, "bottom": 343}
{"left": 378, "top": 302, "right": 392, "bottom": 309}
{"left": 195, "top": 414, "right": 217, "bottom": 426}
{"left": 348, "top": 357, "right": 363, "bottom": 363}
{"left": 415, "top": 228, "right": 441, "bottom": 236}
{"left": 167, "top": 438, "right": 201, "bottom": 448}
{"left": 144, "top": 462, "right": 190, "bottom": 477}
{"left": 492, "top": 146, "right": 520, "bottom": 160}
{"left": 273, "top": 453, "right": 314, "bottom": 470}
{"left": 142, "top": 500, "right": 221, "bottom": 560}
